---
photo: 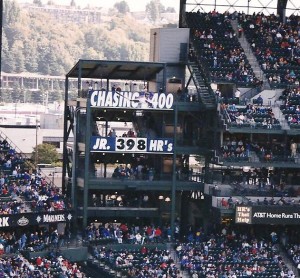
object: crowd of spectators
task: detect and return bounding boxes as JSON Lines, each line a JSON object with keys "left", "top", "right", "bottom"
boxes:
{"left": 279, "top": 87, "right": 300, "bottom": 128}
{"left": 250, "top": 196, "right": 300, "bottom": 206}
{"left": 84, "top": 222, "right": 178, "bottom": 245}
{"left": 220, "top": 137, "right": 250, "bottom": 161}
{"left": 111, "top": 163, "right": 155, "bottom": 181}
{"left": 0, "top": 226, "right": 73, "bottom": 255}
{"left": 240, "top": 13, "right": 300, "bottom": 88}
{"left": 176, "top": 226, "right": 295, "bottom": 278}
{"left": 83, "top": 223, "right": 299, "bottom": 278}
{"left": 90, "top": 246, "right": 181, "bottom": 278}
{"left": 0, "top": 138, "right": 70, "bottom": 215}
{"left": 286, "top": 240, "right": 300, "bottom": 275}
{"left": 220, "top": 136, "right": 280, "bottom": 163}
{"left": 219, "top": 196, "right": 300, "bottom": 209}
{"left": 220, "top": 133, "right": 300, "bottom": 165}
{"left": 0, "top": 253, "right": 86, "bottom": 277}
{"left": 187, "top": 11, "right": 261, "bottom": 87}
{"left": 221, "top": 102, "right": 281, "bottom": 130}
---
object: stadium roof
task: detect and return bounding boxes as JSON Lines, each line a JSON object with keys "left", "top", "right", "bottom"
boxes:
{"left": 182, "top": 0, "right": 299, "bottom": 16}
{"left": 66, "top": 60, "right": 165, "bottom": 81}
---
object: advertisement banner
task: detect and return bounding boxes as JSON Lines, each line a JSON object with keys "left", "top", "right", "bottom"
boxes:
{"left": 0, "top": 211, "right": 73, "bottom": 228}
{"left": 90, "top": 91, "right": 174, "bottom": 110}
{"left": 90, "top": 136, "right": 174, "bottom": 154}
{"left": 236, "top": 205, "right": 300, "bottom": 225}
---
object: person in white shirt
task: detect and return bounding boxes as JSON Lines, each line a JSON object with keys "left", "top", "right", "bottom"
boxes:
{"left": 235, "top": 88, "right": 241, "bottom": 100}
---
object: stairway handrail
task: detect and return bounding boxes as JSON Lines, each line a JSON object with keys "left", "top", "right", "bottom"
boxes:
{"left": 240, "top": 86, "right": 262, "bottom": 102}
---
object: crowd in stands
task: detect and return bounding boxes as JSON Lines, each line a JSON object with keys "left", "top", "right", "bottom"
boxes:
{"left": 176, "top": 226, "right": 296, "bottom": 278}
{"left": 91, "top": 246, "right": 181, "bottom": 278}
{"left": 187, "top": 10, "right": 300, "bottom": 90}
{"left": 221, "top": 102, "right": 281, "bottom": 130}
{"left": 84, "top": 222, "right": 178, "bottom": 245}
{"left": 0, "top": 169, "right": 70, "bottom": 214}
{"left": 220, "top": 137, "right": 250, "bottom": 161}
{"left": 187, "top": 11, "right": 261, "bottom": 87}
{"left": 111, "top": 163, "right": 156, "bottom": 182}
{"left": 0, "top": 226, "right": 72, "bottom": 254}
{"left": 220, "top": 135, "right": 280, "bottom": 163}
{"left": 286, "top": 236, "right": 300, "bottom": 275}
{"left": 0, "top": 253, "right": 86, "bottom": 277}
{"left": 220, "top": 196, "right": 300, "bottom": 210}
{"left": 279, "top": 87, "right": 300, "bottom": 128}
{"left": 239, "top": 13, "right": 300, "bottom": 88}
{"left": 0, "top": 138, "right": 70, "bottom": 215}
{"left": 220, "top": 133, "right": 300, "bottom": 165}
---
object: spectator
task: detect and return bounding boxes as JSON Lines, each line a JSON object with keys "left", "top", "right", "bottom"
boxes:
{"left": 257, "top": 95, "right": 263, "bottom": 106}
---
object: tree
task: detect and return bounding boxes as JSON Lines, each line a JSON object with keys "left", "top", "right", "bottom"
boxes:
{"left": 12, "top": 81, "right": 23, "bottom": 102}
{"left": 3, "top": 50, "right": 16, "bottom": 73}
{"left": 24, "top": 40, "right": 39, "bottom": 72}
{"left": 70, "top": 0, "right": 76, "bottom": 7}
{"left": 146, "top": 0, "right": 160, "bottom": 23}
{"left": 3, "top": 0, "right": 20, "bottom": 27}
{"left": 109, "top": 19, "right": 117, "bottom": 31}
{"left": 33, "top": 0, "right": 42, "bottom": 6}
{"left": 1, "top": 88, "right": 13, "bottom": 103}
{"left": 114, "top": 1, "right": 130, "bottom": 14}
{"left": 32, "top": 143, "right": 59, "bottom": 165}
{"left": 10, "top": 41, "right": 26, "bottom": 73}
{"left": 23, "top": 90, "right": 32, "bottom": 103}
{"left": 165, "top": 7, "right": 176, "bottom": 13}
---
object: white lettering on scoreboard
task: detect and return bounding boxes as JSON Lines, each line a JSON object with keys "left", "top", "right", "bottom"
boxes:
{"left": 90, "top": 91, "right": 174, "bottom": 110}
{"left": 235, "top": 206, "right": 252, "bottom": 224}
{"left": 0, "top": 217, "right": 9, "bottom": 227}
{"left": 148, "top": 139, "right": 173, "bottom": 152}
{"left": 43, "top": 214, "right": 66, "bottom": 223}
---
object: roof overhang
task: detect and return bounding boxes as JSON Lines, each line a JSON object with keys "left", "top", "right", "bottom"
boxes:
{"left": 66, "top": 59, "right": 165, "bottom": 81}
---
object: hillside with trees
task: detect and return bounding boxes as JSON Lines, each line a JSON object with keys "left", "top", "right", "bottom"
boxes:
{"left": 1, "top": 0, "right": 177, "bottom": 76}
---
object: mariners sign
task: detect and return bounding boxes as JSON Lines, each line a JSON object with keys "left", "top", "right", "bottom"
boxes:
{"left": 90, "top": 91, "right": 174, "bottom": 110}
{"left": 0, "top": 211, "right": 72, "bottom": 227}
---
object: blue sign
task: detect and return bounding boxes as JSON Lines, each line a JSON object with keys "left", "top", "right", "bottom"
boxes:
{"left": 90, "top": 136, "right": 173, "bottom": 153}
{"left": 90, "top": 91, "right": 174, "bottom": 110}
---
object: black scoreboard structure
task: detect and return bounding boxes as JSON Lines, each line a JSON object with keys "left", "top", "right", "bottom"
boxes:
{"left": 62, "top": 60, "right": 217, "bottom": 235}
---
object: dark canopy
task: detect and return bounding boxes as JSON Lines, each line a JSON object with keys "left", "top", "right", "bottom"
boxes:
{"left": 66, "top": 59, "right": 165, "bottom": 81}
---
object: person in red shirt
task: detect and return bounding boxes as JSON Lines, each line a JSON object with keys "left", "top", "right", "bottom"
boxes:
{"left": 35, "top": 257, "right": 42, "bottom": 266}
{"left": 154, "top": 227, "right": 162, "bottom": 242}
{"left": 140, "top": 246, "right": 148, "bottom": 254}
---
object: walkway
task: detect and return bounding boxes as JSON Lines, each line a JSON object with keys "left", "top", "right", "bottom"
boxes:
{"left": 230, "top": 19, "right": 270, "bottom": 90}
{"left": 166, "top": 242, "right": 190, "bottom": 278}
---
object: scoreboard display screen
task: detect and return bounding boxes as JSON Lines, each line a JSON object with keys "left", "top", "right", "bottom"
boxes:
{"left": 90, "top": 136, "right": 173, "bottom": 154}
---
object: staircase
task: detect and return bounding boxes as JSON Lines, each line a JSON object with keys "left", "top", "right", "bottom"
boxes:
{"left": 278, "top": 245, "right": 300, "bottom": 278}
{"left": 187, "top": 62, "right": 217, "bottom": 110}
{"left": 166, "top": 243, "right": 190, "bottom": 278}
{"left": 272, "top": 106, "right": 290, "bottom": 130}
{"left": 230, "top": 19, "right": 270, "bottom": 91}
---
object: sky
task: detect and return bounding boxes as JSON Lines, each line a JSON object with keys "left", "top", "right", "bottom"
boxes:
{"left": 23, "top": 0, "right": 180, "bottom": 12}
